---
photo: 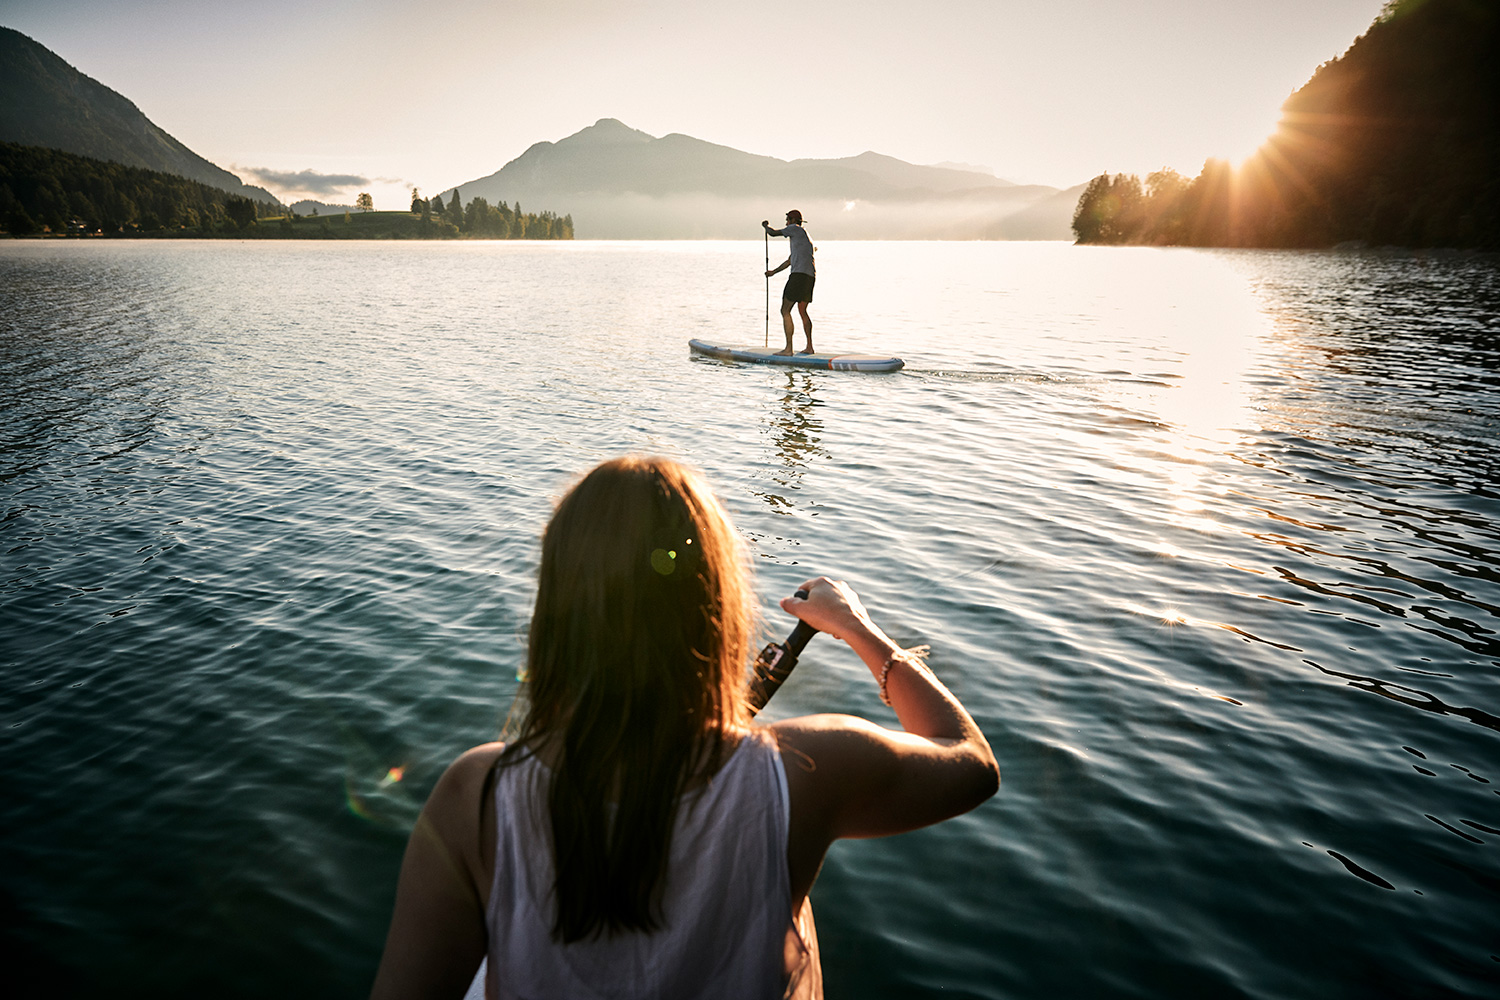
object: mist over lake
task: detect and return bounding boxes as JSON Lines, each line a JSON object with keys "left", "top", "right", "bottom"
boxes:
{"left": 2, "top": 240, "right": 1497, "bottom": 999}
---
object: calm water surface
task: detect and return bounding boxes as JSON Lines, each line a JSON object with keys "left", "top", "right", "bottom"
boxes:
{"left": 2, "top": 240, "right": 1498, "bottom": 999}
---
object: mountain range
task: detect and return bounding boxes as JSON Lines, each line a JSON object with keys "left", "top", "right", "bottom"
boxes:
{"left": 2, "top": 24, "right": 1080, "bottom": 238}
{"left": 439, "top": 118, "right": 1083, "bottom": 239}
{"left": 0, "top": 27, "right": 277, "bottom": 205}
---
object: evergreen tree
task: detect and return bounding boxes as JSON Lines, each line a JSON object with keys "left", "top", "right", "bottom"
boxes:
{"left": 1070, "top": 174, "right": 1144, "bottom": 244}
{"left": 225, "top": 195, "right": 257, "bottom": 229}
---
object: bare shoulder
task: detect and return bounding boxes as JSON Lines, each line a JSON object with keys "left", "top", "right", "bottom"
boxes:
{"left": 422, "top": 742, "right": 505, "bottom": 839}
{"left": 447, "top": 742, "right": 507, "bottom": 783}
{"left": 432, "top": 742, "right": 505, "bottom": 799}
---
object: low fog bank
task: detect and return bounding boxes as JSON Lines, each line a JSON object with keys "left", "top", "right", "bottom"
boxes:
{"left": 543, "top": 189, "right": 1084, "bottom": 240}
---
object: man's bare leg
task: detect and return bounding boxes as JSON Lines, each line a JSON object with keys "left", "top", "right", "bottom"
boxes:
{"left": 775, "top": 300, "right": 796, "bottom": 355}
{"left": 797, "top": 302, "right": 814, "bottom": 354}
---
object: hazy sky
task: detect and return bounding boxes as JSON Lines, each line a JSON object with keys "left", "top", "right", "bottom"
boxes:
{"left": 2, "top": 0, "right": 1388, "bottom": 209}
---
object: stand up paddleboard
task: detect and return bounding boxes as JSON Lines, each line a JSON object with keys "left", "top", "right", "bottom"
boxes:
{"left": 689, "top": 339, "right": 903, "bottom": 372}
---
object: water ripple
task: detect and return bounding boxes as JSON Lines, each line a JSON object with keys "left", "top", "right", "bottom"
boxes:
{"left": 3, "top": 241, "right": 1499, "bottom": 999}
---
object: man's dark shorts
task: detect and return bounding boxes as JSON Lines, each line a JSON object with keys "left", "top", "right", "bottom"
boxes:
{"left": 783, "top": 272, "right": 815, "bottom": 304}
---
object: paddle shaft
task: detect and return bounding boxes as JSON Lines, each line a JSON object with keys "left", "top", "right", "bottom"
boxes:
{"left": 764, "top": 227, "right": 770, "bottom": 347}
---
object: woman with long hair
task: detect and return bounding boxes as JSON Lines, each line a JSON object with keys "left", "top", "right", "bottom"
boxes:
{"left": 371, "top": 456, "right": 998, "bottom": 999}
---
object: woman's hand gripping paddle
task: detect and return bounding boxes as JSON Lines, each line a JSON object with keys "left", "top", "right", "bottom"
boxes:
{"left": 749, "top": 589, "right": 818, "bottom": 714}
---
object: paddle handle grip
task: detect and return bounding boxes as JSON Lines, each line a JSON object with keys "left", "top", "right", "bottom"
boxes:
{"left": 749, "top": 590, "right": 817, "bottom": 714}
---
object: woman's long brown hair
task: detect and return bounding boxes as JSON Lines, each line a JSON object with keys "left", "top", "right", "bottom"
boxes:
{"left": 504, "top": 456, "right": 754, "bottom": 943}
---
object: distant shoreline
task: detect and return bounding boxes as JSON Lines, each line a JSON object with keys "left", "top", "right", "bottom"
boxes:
{"left": 0, "top": 208, "right": 573, "bottom": 241}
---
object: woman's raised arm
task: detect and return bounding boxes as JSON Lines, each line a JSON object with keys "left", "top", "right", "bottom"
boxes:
{"left": 769, "top": 577, "right": 999, "bottom": 898}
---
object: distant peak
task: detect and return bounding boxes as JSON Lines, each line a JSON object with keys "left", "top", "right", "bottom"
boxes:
{"left": 561, "top": 119, "right": 656, "bottom": 145}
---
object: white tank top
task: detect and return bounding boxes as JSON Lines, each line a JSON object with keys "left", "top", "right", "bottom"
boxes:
{"left": 483, "top": 731, "right": 821, "bottom": 1000}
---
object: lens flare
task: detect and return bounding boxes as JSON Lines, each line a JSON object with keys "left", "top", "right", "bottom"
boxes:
{"left": 339, "top": 723, "right": 421, "bottom": 830}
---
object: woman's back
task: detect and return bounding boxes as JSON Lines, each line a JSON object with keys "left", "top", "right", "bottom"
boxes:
{"left": 485, "top": 733, "right": 819, "bottom": 1000}
{"left": 370, "top": 458, "right": 997, "bottom": 999}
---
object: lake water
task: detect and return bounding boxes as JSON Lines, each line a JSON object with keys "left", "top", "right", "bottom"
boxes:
{"left": 2, "top": 239, "right": 1497, "bottom": 999}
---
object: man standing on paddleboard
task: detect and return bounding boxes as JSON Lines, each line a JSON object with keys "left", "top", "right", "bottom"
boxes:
{"left": 763, "top": 210, "right": 815, "bottom": 356}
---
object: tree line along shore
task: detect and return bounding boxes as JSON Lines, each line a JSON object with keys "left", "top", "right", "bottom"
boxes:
{"left": 0, "top": 142, "right": 573, "bottom": 240}
{"left": 1071, "top": 0, "right": 1498, "bottom": 251}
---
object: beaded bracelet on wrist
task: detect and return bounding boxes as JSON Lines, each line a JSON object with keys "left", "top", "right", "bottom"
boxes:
{"left": 877, "top": 645, "right": 932, "bottom": 706}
